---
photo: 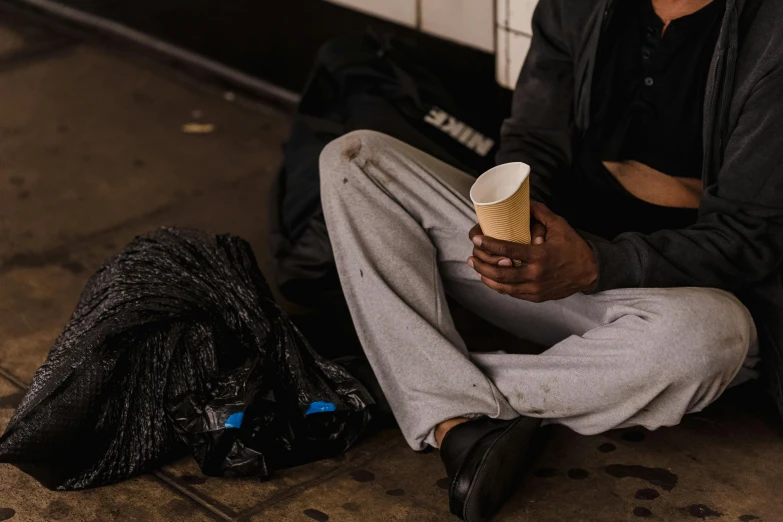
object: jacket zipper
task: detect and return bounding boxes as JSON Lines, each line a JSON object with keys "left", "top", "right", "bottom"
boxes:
{"left": 702, "top": 52, "right": 722, "bottom": 185}
{"left": 715, "top": 6, "right": 738, "bottom": 171}
{"left": 580, "top": 0, "right": 613, "bottom": 137}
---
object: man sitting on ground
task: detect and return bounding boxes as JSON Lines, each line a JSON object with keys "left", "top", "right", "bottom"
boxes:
{"left": 319, "top": 0, "right": 783, "bottom": 520}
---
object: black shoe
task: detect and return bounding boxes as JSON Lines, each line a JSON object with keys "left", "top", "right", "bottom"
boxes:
{"left": 439, "top": 416, "right": 541, "bottom": 522}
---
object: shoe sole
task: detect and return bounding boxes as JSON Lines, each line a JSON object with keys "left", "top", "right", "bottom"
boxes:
{"left": 455, "top": 417, "right": 539, "bottom": 522}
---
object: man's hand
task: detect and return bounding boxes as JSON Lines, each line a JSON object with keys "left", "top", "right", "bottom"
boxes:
{"left": 531, "top": 217, "right": 546, "bottom": 245}
{"left": 468, "top": 202, "right": 598, "bottom": 302}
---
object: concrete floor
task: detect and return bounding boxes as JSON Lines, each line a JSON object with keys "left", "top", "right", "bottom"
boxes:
{"left": 1, "top": 11, "right": 782, "bottom": 522}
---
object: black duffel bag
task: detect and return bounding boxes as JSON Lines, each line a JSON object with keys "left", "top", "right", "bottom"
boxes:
{"left": 271, "top": 30, "right": 504, "bottom": 309}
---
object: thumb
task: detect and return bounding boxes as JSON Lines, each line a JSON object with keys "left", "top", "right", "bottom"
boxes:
{"left": 530, "top": 201, "right": 559, "bottom": 226}
{"left": 531, "top": 221, "right": 546, "bottom": 245}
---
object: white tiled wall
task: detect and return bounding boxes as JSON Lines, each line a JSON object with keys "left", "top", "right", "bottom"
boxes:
{"left": 420, "top": 0, "right": 495, "bottom": 53}
{"left": 496, "top": 29, "right": 532, "bottom": 89}
{"left": 328, "top": 0, "right": 418, "bottom": 27}
{"left": 324, "top": 0, "right": 538, "bottom": 89}
{"left": 497, "top": 0, "right": 537, "bottom": 35}
{"left": 495, "top": 0, "right": 538, "bottom": 89}
{"left": 495, "top": 0, "right": 536, "bottom": 89}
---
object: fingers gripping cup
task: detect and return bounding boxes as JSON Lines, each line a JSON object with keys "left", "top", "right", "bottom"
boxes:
{"left": 470, "top": 162, "right": 531, "bottom": 266}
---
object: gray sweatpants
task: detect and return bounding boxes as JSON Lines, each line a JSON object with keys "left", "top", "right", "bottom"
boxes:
{"left": 320, "top": 130, "right": 759, "bottom": 450}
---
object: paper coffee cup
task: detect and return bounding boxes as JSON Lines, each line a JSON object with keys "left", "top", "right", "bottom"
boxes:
{"left": 469, "top": 162, "right": 531, "bottom": 264}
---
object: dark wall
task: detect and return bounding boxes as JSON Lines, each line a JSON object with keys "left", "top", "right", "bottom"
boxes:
{"left": 17, "top": 0, "right": 512, "bottom": 130}
{"left": 53, "top": 0, "right": 503, "bottom": 96}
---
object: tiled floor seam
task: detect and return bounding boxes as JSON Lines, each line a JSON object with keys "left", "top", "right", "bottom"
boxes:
{"left": 153, "top": 469, "right": 237, "bottom": 521}
{"left": 0, "top": 203, "right": 172, "bottom": 272}
{"left": 0, "top": 370, "right": 401, "bottom": 522}
{"left": 0, "top": 365, "right": 27, "bottom": 390}
{"left": 233, "top": 436, "right": 404, "bottom": 521}
{"left": 0, "top": 40, "right": 78, "bottom": 74}
{"left": 0, "top": 166, "right": 270, "bottom": 272}
{"left": 0, "top": 372, "right": 231, "bottom": 521}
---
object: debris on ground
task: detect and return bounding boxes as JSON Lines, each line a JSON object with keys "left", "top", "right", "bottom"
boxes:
{"left": 181, "top": 122, "right": 215, "bottom": 134}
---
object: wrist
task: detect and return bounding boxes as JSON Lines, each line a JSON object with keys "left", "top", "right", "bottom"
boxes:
{"left": 580, "top": 243, "right": 599, "bottom": 292}
{"left": 583, "top": 271, "right": 598, "bottom": 293}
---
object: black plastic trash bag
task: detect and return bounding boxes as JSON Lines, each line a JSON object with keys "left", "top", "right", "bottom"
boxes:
{"left": 0, "top": 227, "right": 373, "bottom": 490}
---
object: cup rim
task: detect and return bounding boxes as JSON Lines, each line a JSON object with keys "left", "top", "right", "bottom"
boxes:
{"left": 470, "top": 162, "right": 531, "bottom": 206}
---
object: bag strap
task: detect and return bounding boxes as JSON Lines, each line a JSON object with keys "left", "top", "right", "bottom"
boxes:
{"left": 317, "top": 31, "right": 425, "bottom": 107}
{"left": 318, "top": 32, "right": 387, "bottom": 73}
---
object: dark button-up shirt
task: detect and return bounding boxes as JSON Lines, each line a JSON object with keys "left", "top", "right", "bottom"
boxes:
{"left": 560, "top": 0, "right": 725, "bottom": 238}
